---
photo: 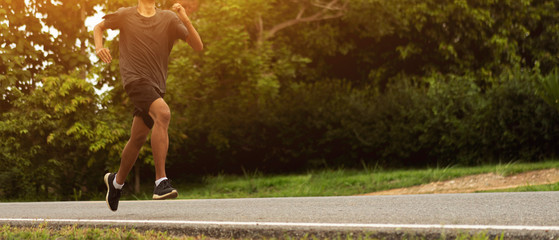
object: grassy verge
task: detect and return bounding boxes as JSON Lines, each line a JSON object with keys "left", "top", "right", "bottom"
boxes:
{"left": 125, "top": 160, "right": 559, "bottom": 200}
{"left": 481, "top": 182, "right": 559, "bottom": 193}
{"left": 0, "top": 224, "right": 506, "bottom": 240}
{"left": 0, "top": 224, "right": 202, "bottom": 240}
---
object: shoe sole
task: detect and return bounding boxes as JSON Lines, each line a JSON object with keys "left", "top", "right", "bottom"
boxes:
{"left": 104, "top": 173, "right": 116, "bottom": 212}
{"left": 152, "top": 190, "right": 178, "bottom": 200}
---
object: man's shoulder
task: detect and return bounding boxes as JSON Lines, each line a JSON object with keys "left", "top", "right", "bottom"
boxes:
{"left": 159, "top": 9, "right": 179, "bottom": 19}
{"left": 153, "top": 10, "right": 181, "bottom": 25}
{"left": 106, "top": 6, "right": 135, "bottom": 17}
{"left": 118, "top": 6, "right": 137, "bottom": 14}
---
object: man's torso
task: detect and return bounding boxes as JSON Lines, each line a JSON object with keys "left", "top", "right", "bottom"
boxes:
{"left": 105, "top": 7, "right": 187, "bottom": 93}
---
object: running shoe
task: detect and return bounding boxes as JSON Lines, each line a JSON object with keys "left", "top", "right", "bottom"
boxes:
{"left": 104, "top": 173, "right": 121, "bottom": 211}
{"left": 153, "top": 179, "right": 178, "bottom": 200}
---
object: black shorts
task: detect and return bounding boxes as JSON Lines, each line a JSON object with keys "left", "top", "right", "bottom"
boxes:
{"left": 124, "top": 80, "right": 164, "bottom": 129}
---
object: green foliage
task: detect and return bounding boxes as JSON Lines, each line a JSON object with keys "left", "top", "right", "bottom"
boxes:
{"left": 287, "top": 0, "right": 559, "bottom": 86}
{"left": 0, "top": 0, "right": 102, "bottom": 98}
{"left": 5, "top": 0, "right": 559, "bottom": 200}
{"left": 163, "top": 66, "right": 559, "bottom": 175}
{"left": 159, "top": 0, "right": 559, "bottom": 174}
{"left": 0, "top": 74, "right": 126, "bottom": 200}
{"left": 340, "top": 68, "right": 559, "bottom": 168}
{"left": 538, "top": 69, "right": 559, "bottom": 112}
{"left": 0, "top": 0, "right": 133, "bottom": 200}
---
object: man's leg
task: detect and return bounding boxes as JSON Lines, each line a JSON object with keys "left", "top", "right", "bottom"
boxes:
{"left": 148, "top": 98, "right": 171, "bottom": 180}
{"left": 105, "top": 116, "right": 150, "bottom": 211}
{"left": 148, "top": 98, "right": 178, "bottom": 200}
{"left": 116, "top": 116, "right": 151, "bottom": 184}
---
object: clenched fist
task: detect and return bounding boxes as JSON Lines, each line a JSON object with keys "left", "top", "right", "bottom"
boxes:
{"left": 172, "top": 3, "right": 186, "bottom": 15}
{"left": 96, "top": 48, "right": 112, "bottom": 63}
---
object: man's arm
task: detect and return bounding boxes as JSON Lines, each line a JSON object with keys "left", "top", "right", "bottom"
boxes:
{"left": 93, "top": 21, "right": 113, "bottom": 63}
{"left": 172, "top": 3, "right": 203, "bottom": 52}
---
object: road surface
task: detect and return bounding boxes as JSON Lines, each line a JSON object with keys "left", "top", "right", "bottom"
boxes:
{"left": 1, "top": 192, "right": 558, "bottom": 239}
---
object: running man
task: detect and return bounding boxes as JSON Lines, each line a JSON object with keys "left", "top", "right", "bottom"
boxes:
{"left": 93, "top": 0, "right": 203, "bottom": 211}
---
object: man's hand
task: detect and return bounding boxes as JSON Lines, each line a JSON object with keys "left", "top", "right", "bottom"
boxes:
{"left": 96, "top": 48, "right": 112, "bottom": 63}
{"left": 172, "top": 3, "right": 187, "bottom": 16}
{"left": 93, "top": 21, "right": 112, "bottom": 63}
{"left": 172, "top": 1, "right": 203, "bottom": 52}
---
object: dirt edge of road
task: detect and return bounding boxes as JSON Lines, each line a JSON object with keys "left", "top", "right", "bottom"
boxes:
{"left": 363, "top": 168, "right": 559, "bottom": 196}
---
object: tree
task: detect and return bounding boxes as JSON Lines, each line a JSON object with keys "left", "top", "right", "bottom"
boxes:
{"left": 0, "top": 0, "right": 126, "bottom": 200}
{"left": 254, "top": 0, "right": 348, "bottom": 43}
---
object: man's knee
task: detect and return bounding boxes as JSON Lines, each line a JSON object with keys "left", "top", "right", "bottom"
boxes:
{"left": 157, "top": 108, "right": 171, "bottom": 124}
{"left": 128, "top": 117, "right": 150, "bottom": 146}
{"left": 150, "top": 99, "right": 171, "bottom": 126}
{"left": 130, "top": 131, "right": 149, "bottom": 146}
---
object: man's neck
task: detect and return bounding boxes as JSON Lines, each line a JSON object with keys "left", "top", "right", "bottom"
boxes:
{"left": 137, "top": 0, "right": 156, "bottom": 17}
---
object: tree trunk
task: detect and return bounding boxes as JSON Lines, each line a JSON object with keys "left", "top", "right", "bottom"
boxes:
{"left": 79, "top": 0, "right": 87, "bottom": 79}
{"left": 134, "top": 164, "right": 141, "bottom": 194}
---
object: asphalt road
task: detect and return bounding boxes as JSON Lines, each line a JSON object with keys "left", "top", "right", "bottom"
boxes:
{"left": 1, "top": 192, "right": 558, "bottom": 239}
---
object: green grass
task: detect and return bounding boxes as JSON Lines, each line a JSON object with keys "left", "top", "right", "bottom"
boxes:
{"left": 481, "top": 182, "right": 559, "bottom": 193}
{"left": 123, "top": 160, "right": 559, "bottom": 200}
{"left": 0, "top": 224, "right": 202, "bottom": 239}
{"left": 0, "top": 224, "right": 507, "bottom": 240}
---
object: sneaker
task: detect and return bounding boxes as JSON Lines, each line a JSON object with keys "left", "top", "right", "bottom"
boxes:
{"left": 104, "top": 173, "right": 121, "bottom": 211}
{"left": 152, "top": 179, "right": 178, "bottom": 200}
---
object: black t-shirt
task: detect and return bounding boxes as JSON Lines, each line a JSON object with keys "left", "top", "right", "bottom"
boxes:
{"left": 103, "top": 7, "right": 189, "bottom": 93}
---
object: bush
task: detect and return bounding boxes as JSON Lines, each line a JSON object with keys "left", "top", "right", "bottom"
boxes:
{"left": 167, "top": 68, "right": 559, "bottom": 175}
